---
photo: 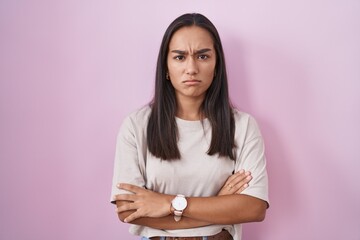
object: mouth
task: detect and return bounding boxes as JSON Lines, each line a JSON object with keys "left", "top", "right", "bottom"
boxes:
{"left": 183, "top": 79, "right": 201, "bottom": 85}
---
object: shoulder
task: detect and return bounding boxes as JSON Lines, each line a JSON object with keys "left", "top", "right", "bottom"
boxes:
{"left": 119, "top": 105, "right": 151, "bottom": 134}
{"left": 126, "top": 105, "right": 152, "bottom": 124}
{"left": 232, "top": 109, "right": 263, "bottom": 141}
{"left": 232, "top": 109, "right": 258, "bottom": 127}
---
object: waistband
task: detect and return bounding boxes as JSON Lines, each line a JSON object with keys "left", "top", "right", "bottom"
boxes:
{"left": 149, "top": 230, "right": 233, "bottom": 240}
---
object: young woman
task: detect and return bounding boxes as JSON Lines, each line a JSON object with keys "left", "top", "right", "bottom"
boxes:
{"left": 111, "top": 13, "right": 269, "bottom": 240}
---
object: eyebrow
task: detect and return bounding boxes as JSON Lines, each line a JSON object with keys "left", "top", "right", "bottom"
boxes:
{"left": 170, "top": 48, "right": 212, "bottom": 55}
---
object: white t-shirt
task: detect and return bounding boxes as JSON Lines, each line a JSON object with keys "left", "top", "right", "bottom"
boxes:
{"left": 111, "top": 106, "right": 269, "bottom": 239}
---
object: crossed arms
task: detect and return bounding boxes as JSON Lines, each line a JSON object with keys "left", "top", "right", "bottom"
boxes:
{"left": 113, "top": 170, "right": 268, "bottom": 230}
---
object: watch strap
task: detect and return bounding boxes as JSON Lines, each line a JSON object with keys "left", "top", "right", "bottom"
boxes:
{"left": 174, "top": 215, "right": 181, "bottom": 222}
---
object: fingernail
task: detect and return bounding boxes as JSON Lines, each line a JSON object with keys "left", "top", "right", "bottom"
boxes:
{"left": 245, "top": 171, "right": 251, "bottom": 176}
{"left": 244, "top": 183, "right": 249, "bottom": 188}
{"left": 124, "top": 218, "right": 128, "bottom": 223}
{"left": 112, "top": 195, "right": 116, "bottom": 200}
{"left": 246, "top": 176, "right": 252, "bottom": 180}
{"left": 236, "top": 170, "right": 244, "bottom": 175}
{"left": 117, "top": 183, "right": 121, "bottom": 188}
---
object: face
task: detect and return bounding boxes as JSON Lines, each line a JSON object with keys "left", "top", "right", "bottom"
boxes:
{"left": 167, "top": 26, "right": 216, "bottom": 102}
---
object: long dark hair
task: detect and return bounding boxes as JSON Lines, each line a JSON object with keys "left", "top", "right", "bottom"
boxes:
{"left": 147, "top": 13, "right": 236, "bottom": 160}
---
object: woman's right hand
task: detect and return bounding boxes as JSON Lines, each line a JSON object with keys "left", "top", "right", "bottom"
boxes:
{"left": 217, "top": 170, "right": 252, "bottom": 196}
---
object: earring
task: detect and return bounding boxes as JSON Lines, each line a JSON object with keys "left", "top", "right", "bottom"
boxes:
{"left": 166, "top": 72, "right": 169, "bottom": 80}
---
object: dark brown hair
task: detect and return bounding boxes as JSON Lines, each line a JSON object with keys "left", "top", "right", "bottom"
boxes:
{"left": 147, "top": 13, "right": 236, "bottom": 160}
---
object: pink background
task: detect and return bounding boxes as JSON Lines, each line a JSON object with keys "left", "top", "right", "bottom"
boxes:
{"left": 1, "top": 1, "right": 359, "bottom": 239}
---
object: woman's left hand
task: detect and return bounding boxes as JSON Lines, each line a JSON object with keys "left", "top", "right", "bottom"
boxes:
{"left": 217, "top": 170, "right": 252, "bottom": 196}
{"left": 113, "top": 183, "right": 172, "bottom": 223}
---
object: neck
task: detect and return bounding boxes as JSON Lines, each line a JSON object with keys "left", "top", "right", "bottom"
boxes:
{"left": 176, "top": 95, "right": 204, "bottom": 121}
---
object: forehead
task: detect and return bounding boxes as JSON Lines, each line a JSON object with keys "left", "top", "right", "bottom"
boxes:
{"left": 168, "top": 26, "right": 214, "bottom": 50}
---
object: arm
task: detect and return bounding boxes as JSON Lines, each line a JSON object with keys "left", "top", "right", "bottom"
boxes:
{"left": 114, "top": 170, "right": 253, "bottom": 229}
{"left": 182, "top": 194, "right": 267, "bottom": 224}
{"left": 116, "top": 193, "right": 266, "bottom": 227}
{"left": 116, "top": 201, "right": 211, "bottom": 230}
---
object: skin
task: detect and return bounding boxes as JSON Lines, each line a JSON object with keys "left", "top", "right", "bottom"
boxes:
{"left": 114, "top": 26, "right": 267, "bottom": 229}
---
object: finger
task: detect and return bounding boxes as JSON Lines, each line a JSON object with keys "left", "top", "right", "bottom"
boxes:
{"left": 233, "top": 174, "right": 252, "bottom": 188}
{"left": 234, "top": 175, "right": 253, "bottom": 193}
{"left": 227, "top": 172, "right": 251, "bottom": 193}
{"left": 233, "top": 172, "right": 252, "bottom": 185}
{"left": 117, "top": 183, "right": 144, "bottom": 193}
{"left": 116, "top": 202, "right": 138, "bottom": 213}
{"left": 218, "top": 170, "right": 251, "bottom": 196}
{"left": 222, "top": 170, "right": 245, "bottom": 188}
{"left": 235, "top": 183, "right": 249, "bottom": 194}
{"left": 227, "top": 170, "right": 245, "bottom": 183}
{"left": 124, "top": 210, "right": 142, "bottom": 223}
{"left": 218, "top": 170, "right": 246, "bottom": 195}
{"left": 223, "top": 180, "right": 243, "bottom": 194}
{"left": 226, "top": 170, "right": 249, "bottom": 189}
{"left": 113, "top": 194, "right": 137, "bottom": 202}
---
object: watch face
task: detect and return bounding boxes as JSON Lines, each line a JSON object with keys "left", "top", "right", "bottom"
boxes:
{"left": 172, "top": 196, "right": 187, "bottom": 211}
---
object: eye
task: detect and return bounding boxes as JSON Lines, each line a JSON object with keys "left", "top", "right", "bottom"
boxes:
{"left": 198, "top": 54, "right": 209, "bottom": 60}
{"left": 174, "top": 55, "right": 185, "bottom": 61}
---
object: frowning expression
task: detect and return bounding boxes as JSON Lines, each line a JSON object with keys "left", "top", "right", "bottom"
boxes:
{"left": 167, "top": 26, "right": 216, "bottom": 102}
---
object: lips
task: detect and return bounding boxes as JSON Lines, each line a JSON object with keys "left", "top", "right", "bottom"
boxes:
{"left": 183, "top": 79, "right": 201, "bottom": 83}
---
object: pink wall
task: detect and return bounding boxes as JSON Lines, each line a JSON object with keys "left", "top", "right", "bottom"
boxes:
{"left": 1, "top": 1, "right": 359, "bottom": 239}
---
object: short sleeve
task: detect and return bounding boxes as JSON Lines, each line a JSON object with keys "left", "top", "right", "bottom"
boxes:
{"left": 110, "top": 116, "right": 146, "bottom": 204}
{"left": 235, "top": 115, "right": 269, "bottom": 206}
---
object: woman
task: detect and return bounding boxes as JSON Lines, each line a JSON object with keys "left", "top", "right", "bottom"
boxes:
{"left": 111, "top": 13, "right": 269, "bottom": 240}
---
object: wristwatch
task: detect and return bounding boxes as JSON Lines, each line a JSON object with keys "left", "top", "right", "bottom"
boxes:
{"left": 171, "top": 194, "right": 187, "bottom": 222}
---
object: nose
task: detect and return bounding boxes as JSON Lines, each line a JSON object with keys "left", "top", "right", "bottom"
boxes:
{"left": 185, "top": 56, "right": 199, "bottom": 75}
